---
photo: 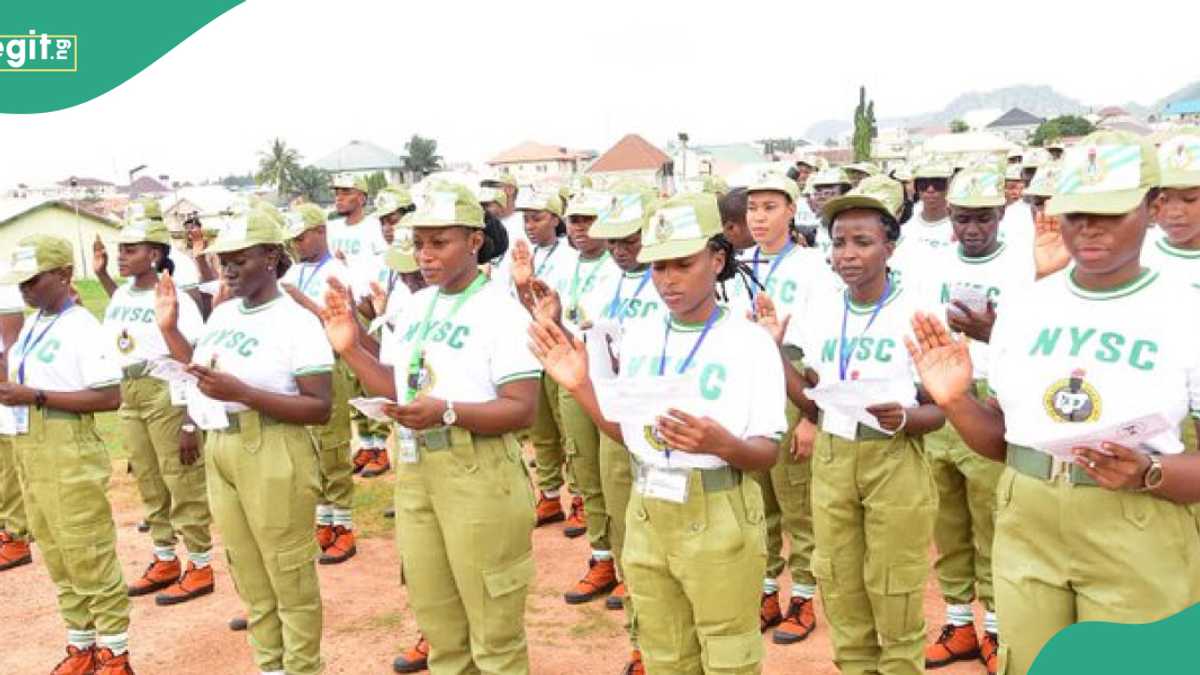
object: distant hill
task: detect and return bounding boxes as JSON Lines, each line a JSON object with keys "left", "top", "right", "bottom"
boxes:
{"left": 804, "top": 80, "right": 1200, "bottom": 140}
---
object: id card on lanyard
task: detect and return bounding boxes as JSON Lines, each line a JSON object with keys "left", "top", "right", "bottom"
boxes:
{"left": 13, "top": 301, "right": 74, "bottom": 434}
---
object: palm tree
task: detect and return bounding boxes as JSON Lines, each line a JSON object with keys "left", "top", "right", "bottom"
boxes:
{"left": 292, "top": 165, "right": 331, "bottom": 203}
{"left": 403, "top": 134, "right": 443, "bottom": 180}
{"left": 256, "top": 137, "right": 303, "bottom": 199}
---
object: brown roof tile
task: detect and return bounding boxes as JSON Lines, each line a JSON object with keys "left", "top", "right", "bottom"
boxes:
{"left": 586, "top": 134, "right": 670, "bottom": 173}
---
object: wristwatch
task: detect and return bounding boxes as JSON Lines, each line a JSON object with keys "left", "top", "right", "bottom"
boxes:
{"left": 1140, "top": 454, "right": 1164, "bottom": 491}
{"left": 442, "top": 400, "right": 457, "bottom": 426}
{"left": 181, "top": 423, "right": 198, "bottom": 434}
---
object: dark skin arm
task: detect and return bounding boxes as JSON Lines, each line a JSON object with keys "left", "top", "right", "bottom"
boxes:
{"left": 186, "top": 366, "right": 332, "bottom": 426}
{"left": 0, "top": 383, "right": 120, "bottom": 413}
{"left": 864, "top": 388, "right": 946, "bottom": 436}
{"left": 382, "top": 379, "right": 538, "bottom": 435}
{"left": 92, "top": 236, "right": 118, "bottom": 297}
{"left": 946, "top": 300, "right": 996, "bottom": 343}
{"left": 656, "top": 410, "right": 779, "bottom": 471}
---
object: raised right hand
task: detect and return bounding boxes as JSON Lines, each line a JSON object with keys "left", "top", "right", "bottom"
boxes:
{"left": 528, "top": 315, "right": 589, "bottom": 392}
{"left": 904, "top": 311, "right": 974, "bottom": 407}
{"left": 320, "top": 277, "right": 360, "bottom": 354}
{"left": 92, "top": 234, "right": 108, "bottom": 275}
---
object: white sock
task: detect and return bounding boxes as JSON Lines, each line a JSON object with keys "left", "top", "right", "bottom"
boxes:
{"left": 97, "top": 632, "right": 128, "bottom": 656}
{"left": 592, "top": 550, "right": 613, "bottom": 561}
{"left": 315, "top": 504, "right": 333, "bottom": 526}
{"left": 67, "top": 629, "right": 96, "bottom": 650}
{"left": 790, "top": 583, "right": 817, "bottom": 600}
{"left": 188, "top": 550, "right": 212, "bottom": 568}
{"left": 763, "top": 578, "right": 779, "bottom": 595}
{"left": 332, "top": 507, "right": 353, "bottom": 529}
{"left": 984, "top": 611, "right": 998, "bottom": 635}
{"left": 153, "top": 545, "right": 177, "bottom": 562}
{"left": 261, "top": 671, "right": 286, "bottom": 675}
{"left": 543, "top": 488, "right": 560, "bottom": 499}
{"left": 946, "top": 603, "right": 974, "bottom": 627}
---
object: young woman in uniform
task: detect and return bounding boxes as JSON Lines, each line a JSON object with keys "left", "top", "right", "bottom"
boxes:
{"left": 1, "top": 234, "right": 136, "bottom": 674}
{"left": 907, "top": 130, "right": 1200, "bottom": 675}
{"left": 98, "top": 214, "right": 215, "bottom": 606}
{"left": 182, "top": 208, "right": 333, "bottom": 675}
{"left": 530, "top": 191, "right": 786, "bottom": 675}
{"left": 321, "top": 182, "right": 542, "bottom": 674}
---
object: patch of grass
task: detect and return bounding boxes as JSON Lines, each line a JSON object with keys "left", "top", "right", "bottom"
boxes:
{"left": 353, "top": 474, "right": 396, "bottom": 540}
{"left": 74, "top": 279, "right": 110, "bottom": 320}
{"left": 333, "top": 608, "right": 411, "bottom": 636}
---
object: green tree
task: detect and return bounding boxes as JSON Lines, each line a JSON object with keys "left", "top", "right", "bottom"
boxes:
{"left": 403, "top": 134, "right": 443, "bottom": 179}
{"left": 852, "top": 86, "right": 877, "bottom": 161}
{"left": 1030, "top": 115, "right": 1096, "bottom": 146}
{"left": 950, "top": 119, "right": 970, "bottom": 133}
{"left": 255, "top": 137, "right": 302, "bottom": 198}
{"left": 291, "top": 165, "right": 331, "bottom": 203}
{"left": 364, "top": 171, "right": 388, "bottom": 198}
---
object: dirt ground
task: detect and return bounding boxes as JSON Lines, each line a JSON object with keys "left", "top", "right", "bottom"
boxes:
{"left": 3, "top": 457, "right": 986, "bottom": 675}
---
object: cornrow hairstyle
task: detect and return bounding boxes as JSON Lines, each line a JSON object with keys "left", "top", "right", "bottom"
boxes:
{"left": 266, "top": 243, "right": 292, "bottom": 279}
{"left": 706, "top": 233, "right": 764, "bottom": 303}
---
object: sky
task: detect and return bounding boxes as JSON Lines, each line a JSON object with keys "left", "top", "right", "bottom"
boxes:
{"left": 0, "top": 0, "right": 1197, "bottom": 187}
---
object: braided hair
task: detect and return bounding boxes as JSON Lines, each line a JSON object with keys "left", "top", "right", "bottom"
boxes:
{"left": 707, "top": 233, "right": 763, "bottom": 303}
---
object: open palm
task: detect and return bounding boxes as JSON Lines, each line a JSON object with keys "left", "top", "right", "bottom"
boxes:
{"left": 528, "top": 316, "right": 588, "bottom": 391}
{"left": 1034, "top": 213, "right": 1070, "bottom": 279}
{"left": 154, "top": 271, "right": 179, "bottom": 332}
{"left": 905, "top": 311, "right": 974, "bottom": 406}
{"left": 320, "top": 278, "right": 360, "bottom": 354}
{"left": 511, "top": 239, "right": 534, "bottom": 288}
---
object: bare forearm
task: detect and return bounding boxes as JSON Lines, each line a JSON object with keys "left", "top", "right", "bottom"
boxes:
{"left": 941, "top": 395, "right": 1008, "bottom": 460}
{"left": 455, "top": 396, "right": 535, "bottom": 435}
{"left": 1153, "top": 454, "right": 1200, "bottom": 504}
{"left": 161, "top": 327, "right": 194, "bottom": 363}
{"left": 901, "top": 402, "right": 945, "bottom": 436}
{"left": 240, "top": 388, "right": 330, "bottom": 425}
{"left": 782, "top": 354, "right": 816, "bottom": 417}
{"left": 95, "top": 269, "right": 118, "bottom": 297}
{"left": 45, "top": 386, "right": 120, "bottom": 413}
{"left": 339, "top": 344, "right": 397, "bottom": 400}
{"left": 713, "top": 436, "right": 777, "bottom": 472}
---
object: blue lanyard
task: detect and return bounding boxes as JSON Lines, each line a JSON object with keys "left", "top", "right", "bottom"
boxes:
{"left": 17, "top": 300, "right": 74, "bottom": 385}
{"left": 534, "top": 241, "right": 559, "bottom": 277}
{"left": 658, "top": 306, "right": 720, "bottom": 376}
{"left": 609, "top": 269, "right": 652, "bottom": 324}
{"left": 838, "top": 279, "right": 891, "bottom": 381}
{"left": 749, "top": 241, "right": 795, "bottom": 300}
{"left": 297, "top": 254, "right": 331, "bottom": 296}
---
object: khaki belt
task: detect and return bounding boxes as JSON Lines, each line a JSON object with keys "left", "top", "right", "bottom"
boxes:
{"left": 1006, "top": 443, "right": 1098, "bottom": 487}
{"left": 122, "top": 361, "right": 150, "bottom": 380}
{"left": 631, "top": 457, "right": 742, "bottom": 492}
{"left": 221, "top": 411, "right": 282, "bottom": 434}
{"left": 413, "top": 426, "right": 453, "bottom": 451}
{"left": 816, "top": 410, "right": 893, "bottom": 441}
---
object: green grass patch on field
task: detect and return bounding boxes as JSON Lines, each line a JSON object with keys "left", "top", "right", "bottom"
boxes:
{"left": 353, "top": 474, "right": 397, "bottom": 540}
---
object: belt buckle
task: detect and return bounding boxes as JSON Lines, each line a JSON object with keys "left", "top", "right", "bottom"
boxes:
{"left": 1050, "top": 457, "right": 1073, "bottom": 482}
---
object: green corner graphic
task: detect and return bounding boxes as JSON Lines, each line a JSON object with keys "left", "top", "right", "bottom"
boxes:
{"left": 1030, "top": 603, "right": 1200, "bottom": 674}
{"left": 0, "top": 1, "right": 242, "bottom": 113}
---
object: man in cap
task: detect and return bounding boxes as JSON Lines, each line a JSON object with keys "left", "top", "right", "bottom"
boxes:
{"left": 910, "top": 161, "right": 956, "bottom": 251}
{"left": 808, "top": 168, "right": 854, "bottom": 258}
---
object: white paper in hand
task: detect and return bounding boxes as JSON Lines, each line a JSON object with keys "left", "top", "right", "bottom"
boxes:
{"left": 949, "top": 284, "right": 989, "bottom": 314}
{"left": 349, "top": 397, "right": 396, "bottom": 423}
{"left": 1035, "top": 413, "right": 1177, "bottom": 459}
{"left": 596, "top": 373, "right": 698, "bottom": 425}
{"left": 186, "top": 385, "right": 229, "bottom": 431}
{"left": 584, "top": 321, "right": 622, "bottom": 380}
{"left": 0, "top": 405, "right": 15, "bottom": 436}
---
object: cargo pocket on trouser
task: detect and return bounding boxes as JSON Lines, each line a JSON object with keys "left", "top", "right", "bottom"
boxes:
{"left": 701, "top": 628, "right": 764, "bottom": 673}
{"left": 275, "top": 540, "right": 320, "bottom": 609}
{"left": 877, "top": 562, "right": 926, "bottom": 641}
{"left": 481, "top": 551, "right": 535, "bottom": 651}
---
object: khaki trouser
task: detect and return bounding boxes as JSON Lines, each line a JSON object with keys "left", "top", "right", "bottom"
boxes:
{"left": 993, "top": 466, "right": 1200, "bottom": 675}
{"left": 625, "top": 464, "right": 766, "bottom": 674}
{"left": 811, "top": 430, "right": 936, "bottom": 675}
{"left": 315, "top": 358, "right": 354, "bottom": 509}
{"left": 600, "top": 434, "right": 637, "bottom": 646}
{"left": 0, "top": 434, "right": 28, "bottom": 537}
{"left": 395, "top": 427, "right": 536, "bottom": 674}
{"left": 925, "top": 423, "right": 1003, "bottom": 610}
{"left": 13, "top": 409, "right": 131, "bottom": 635}
{"left": 559, "top": 388, "right": 608, "bottom": 550}
{"left": 119, "top": 376, "right": 212, "bottom": 554}
{"left": 207, "top": 412, "right": 323, "bottom": 675}
{"left": 530, "top": 374, "right": 573, "bottom": 494}
{"left": 750, "top": 396, "right": 815, "bottom": 586}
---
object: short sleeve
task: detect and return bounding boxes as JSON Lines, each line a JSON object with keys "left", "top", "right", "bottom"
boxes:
{"left": 379, "top": 327, "right": 400, "bottom": 367}
{"left": 279, "top": 263, "right": 301, "bottom": 287}
{"left": 489, "top": 296, "right": 542, "bottom": 387}
{"left": 79, "top": 315, "right": 122, "bottom": 389}
{"left": 0, "top": 284, "right": 23, "bottom": 314}
{"left": 745, "top": 327, "right": 788, "bottom": 442}
{"left": 289, "top": 309, "right": 334, "bottom": 377}
{"left": 176, "top": 292, "right": 205, "bottom": 345}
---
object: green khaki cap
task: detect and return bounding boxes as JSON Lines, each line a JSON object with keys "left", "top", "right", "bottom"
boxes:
{"left": 747, "top": 172, "right": 799, "bottom": 202}
{"left": 637, "top": 193, "right": 720, "bottom": 263}
{"left": 117, "top": 199, "right": 170, "bottom": 245}
{"left": 284, "top": 203, "right": 328, "bottom": 239}
{"left": 374, "top": 186, "right": 413, "bottom": 216}
{"left": 407, "top": 182, "right": 485, "bottom": 229}
{"left": 481, "top": 173, "right": 518, "bottom": 189}
{"left": 384, "top": 222, "right": 418, "bottom": 273}
{"left": 478, "top": 187, "right": 508, "bottom": 208}
{"left": 891, "top": 163, "right": 914, "bottom": 182}
{"left": 1022, "top": 148, "right": 1050, "bottom": 169}
{"left": 811, "top": 167, "right": 852, "bottom": 188}
{"left": 1008, "top": 147, "right": 1025, "bottom": 160}
{"left": 208, "top": 208, "right": 287, "bottom": 254}
{"left": 913, "top": 161, "right": 955, "bottom": 179}
{"left": 589, "top": 190, "right": 656, "bottom": 239}
{"left": 1046, "top": 130, "right": 1159, "bottom": 216}
{"left": 844, "top": 162, "right": 880, "bottom": 176}
{"left": 821, "top": 175, "right": 904, "bottom": 228}
{"left": 1004, "top": 163, "right": 1024, "bottom": 181}
{"left": 330, "top": 172, "right": 368, "bottom": 193}
{"left": 127, "top": 197, "right": 163, "bottom": 221}
{"left": 1024, "top": 161, "right": 1062, "bottom": 198}
{"left": 1157, "top": 127, "right": 1200, "bottom": 188}
{"left": 565, "top": 190, "right": 615, "bottom": 218}
{"left": 1, "top": 234, "right": 74, "bottom": 284}
{"left": 948, "top": 166, "right": 1006, "bottom": 208}
{"left": 514, "top": 190, "right": 564, "bottom": 217}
